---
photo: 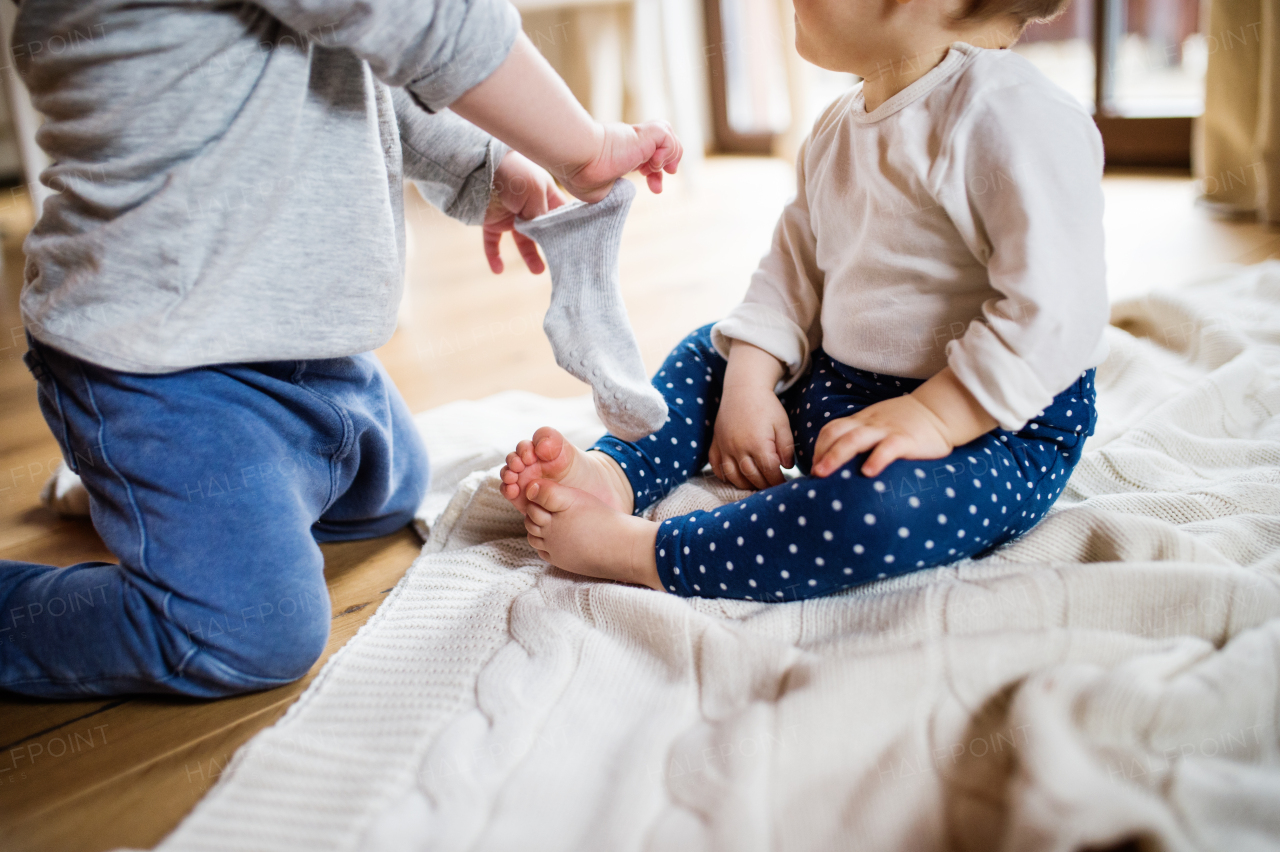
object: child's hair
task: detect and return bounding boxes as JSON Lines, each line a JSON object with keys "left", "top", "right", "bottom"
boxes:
{"left": 957, "top": 0, "right": 1072, "bottom": 25}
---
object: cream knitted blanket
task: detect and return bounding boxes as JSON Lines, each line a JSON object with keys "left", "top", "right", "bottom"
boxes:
{"left": 151, "top": 263, "right": 1280, "bottom": 852}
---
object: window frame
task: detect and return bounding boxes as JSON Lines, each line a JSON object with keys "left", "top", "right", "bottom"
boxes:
{"left": 702, "top": 0, "right": 1195, "bottom": 167}
{"left": 1092, "top": 0, "right": 1194, "bottom": 168}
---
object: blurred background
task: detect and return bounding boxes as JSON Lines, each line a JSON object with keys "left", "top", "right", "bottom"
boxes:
{"left": 0, "top": 1, "right": 1243, "bottom": 197}
{"left": 492, "top": 0, "right": 1249, "bottom": 173}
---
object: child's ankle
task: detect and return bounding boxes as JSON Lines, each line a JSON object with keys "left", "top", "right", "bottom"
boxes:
{"left": 586, "top": 450, "right": 635, "bottom": 515}
{"left": 623, "top": 516, "right": 661, "bottom": 590}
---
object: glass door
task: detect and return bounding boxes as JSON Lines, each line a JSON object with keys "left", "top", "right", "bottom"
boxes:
{"left": 1015, "top": 0, "right": 1203, "bottom": 167}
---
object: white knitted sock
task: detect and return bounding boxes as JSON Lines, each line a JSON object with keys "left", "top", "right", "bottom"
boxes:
{"left": 514, "top": 179, "right": 667, "bottom": 441}
{"left": 40, "top": 462, "right": 91, "bottom": 518}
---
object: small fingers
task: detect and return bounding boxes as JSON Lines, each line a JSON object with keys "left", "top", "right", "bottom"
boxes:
{"left": 718, "top": 457, "right": 744, "bottom": 489}
{"left": 504, "top": 452, "right": 525, "bottom": 475}
{"left": 483, "top": 228, "right": 504, "bottom": 274}
{"left": 514, "top": 231, "right": 545, "bottom": 274}
{"left": 861, "top": 435, "right": 911, "bottom": 478}
{"left": 811, "top": 429, "right": 840, "bottom": 468}
{"left": 774, "top": 423, "right": 796, "bottom": 470}
{"left": 813, "top": 425, "right": 882, "bottom": 477}
{"left": 524, "top": 517, "right": 542, "bottom": 537}
{"left": 761, "top": 454, "right": 787, "bottom": 488}
{"left": 738, "top": 456, "right": 768, "bottom": 491}
{"left": 647, "top": 124, "right": 681, "bottom": 173}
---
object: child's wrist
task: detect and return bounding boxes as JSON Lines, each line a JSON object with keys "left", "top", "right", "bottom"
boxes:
{"left": 559, "top": 123, "right": 613, "bottom": 196}
{"left": 724, "top": 339, "right": 786, "bottom": 391}
{"left": 911, "top": 368, "right": 997, "bottom": 447}
{"left": 904, "top": 393, "right": 956, "bottom": 447}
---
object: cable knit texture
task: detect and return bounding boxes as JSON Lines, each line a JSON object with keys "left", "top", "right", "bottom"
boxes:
{"left": 145, "top": 263, "right": 1280, "bottom": 852}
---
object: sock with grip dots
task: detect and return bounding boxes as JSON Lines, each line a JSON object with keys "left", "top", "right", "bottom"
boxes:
{"left": 514, "top": 179, "right": 668, "bottom": 441}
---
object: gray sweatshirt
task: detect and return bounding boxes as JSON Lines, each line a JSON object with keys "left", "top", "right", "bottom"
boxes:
{"left": 14, "top": 0, "right": 518, "bottom": 372}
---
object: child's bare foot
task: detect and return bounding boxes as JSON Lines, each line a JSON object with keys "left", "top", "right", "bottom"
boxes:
{"left": 523, "top": 479, "right": 662, "bottom": 591}
{"left": 500, "top": 427, "right": 634, "bottom": 515}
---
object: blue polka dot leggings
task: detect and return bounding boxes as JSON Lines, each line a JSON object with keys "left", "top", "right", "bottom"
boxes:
{"left": 591, "top": 324, "right": 1098, "bottom": 601}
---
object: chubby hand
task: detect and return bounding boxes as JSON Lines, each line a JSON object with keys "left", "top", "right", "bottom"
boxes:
{"left": 709, "top": 384, "right": 795, "bottom": 490}
{"left": 811, "top": 394, "right": 954, "bottom": 479}
{"left": 483, "top": 150, "right": 568, "bottom": 274}
{"left": 564, "top": 121, "right": 683, "bottom": 201}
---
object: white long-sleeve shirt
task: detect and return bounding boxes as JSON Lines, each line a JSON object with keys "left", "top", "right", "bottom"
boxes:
{"left": 711, "top": 42, "right": 1109, "bottom": 431}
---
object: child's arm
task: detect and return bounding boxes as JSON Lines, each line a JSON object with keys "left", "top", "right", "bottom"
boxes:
{"left": 709, "top": 341, "right": 795, "bottom": 490}
{"left": 810, "top": 367, "right": 996, "bottom": 478}
{"left": 449, "top": 34, "right": 681, "bottom": 202}
{"left": 255, "top": 3, "right": 680, "bottom": 202}
{"left": 704, "top": 110, "right": 840, "bottom": 489}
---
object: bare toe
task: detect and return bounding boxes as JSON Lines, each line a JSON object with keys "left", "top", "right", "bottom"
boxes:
{"left": 516, "top": 439, "right": 536, "bottom": 465}
{"left": 532, "top": 426, "right": 565, "bottom": 462}
{"left": 526, "top": 479, "right": 576, "bottom": 513}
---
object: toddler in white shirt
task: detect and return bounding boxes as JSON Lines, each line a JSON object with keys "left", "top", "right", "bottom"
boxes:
{"left": 500, "top": 0, "right": 1107, "bottom": 600}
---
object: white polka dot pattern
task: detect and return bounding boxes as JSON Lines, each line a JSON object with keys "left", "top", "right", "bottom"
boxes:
{"left": 592, "top": 326, "right": 1096, "bottom": 601}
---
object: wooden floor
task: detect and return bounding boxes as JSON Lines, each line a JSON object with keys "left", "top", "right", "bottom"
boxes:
{"left": 0, "top": 157, "right": 1277, "bottom": 851}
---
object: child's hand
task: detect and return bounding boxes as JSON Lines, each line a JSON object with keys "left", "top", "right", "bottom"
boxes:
{"left": 811, "top": 395, "right": 953, "bottom": 478}
{"left": 707, "top": 341, "right": 793, "bottom": 490}
{"left": 483, "top": 150, "right": 568, "bottom": 274}
{"left": 813, "top": 367, "right": 999, "bottom": 478}
{"left": 562, "top": 121, "right": 683, "bottom": 202}
{"left": 709, "top": 384, "right": 795, "bottom": 489}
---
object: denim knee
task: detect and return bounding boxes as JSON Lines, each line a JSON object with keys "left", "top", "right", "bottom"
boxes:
{"left": 170, "top": 590, "right": 331, "bottom": 695}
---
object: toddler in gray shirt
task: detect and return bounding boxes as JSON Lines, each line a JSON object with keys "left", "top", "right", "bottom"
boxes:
{"left": 0, "top": 0, "right": 681, "bottom": 698}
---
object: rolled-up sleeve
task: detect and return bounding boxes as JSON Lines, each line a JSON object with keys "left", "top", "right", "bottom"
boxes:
{"left": 392, "top": 88, "right": 507, "bottom": 225}
{"left": 256, "top": 0, "right": 522, "bottom": 112}
{"left": 938, "top": 84, "right": 1110, "bottom": 431}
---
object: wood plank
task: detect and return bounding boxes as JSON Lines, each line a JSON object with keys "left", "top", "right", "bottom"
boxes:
{"left": 0, "top": 530, "right": 420, "bottom": 851}
{"left": 0, "top": 696, "right": 122, "bottom": 755}
{"left": 7, "top": 699, "right": 298, "bottom": 852}
{"left": 5, "top": 698, "right": 305, "bottom": 852}
{"left": 1235, "top": 233, "right": 1280, "bottom": 265}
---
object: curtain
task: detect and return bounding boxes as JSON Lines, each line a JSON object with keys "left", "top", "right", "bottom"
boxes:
{"left": 1197, "top": 0, "right": 1279, "bottom": 223}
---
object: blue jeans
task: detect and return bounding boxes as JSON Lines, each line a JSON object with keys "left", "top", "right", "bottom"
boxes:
{"left": 0, "top": 337, "right": 428, "bottom": 698}
{"left": 593, "top": 325, "right": 1097, "bottom": 601}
